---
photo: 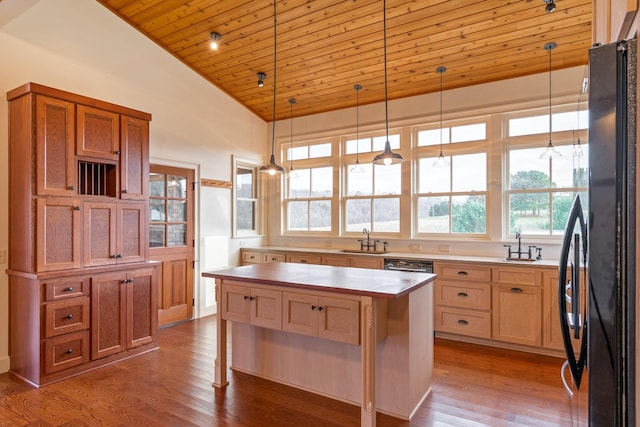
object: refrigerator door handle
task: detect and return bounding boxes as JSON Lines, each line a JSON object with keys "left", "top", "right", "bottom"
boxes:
{"left": 558, "top": 194, "right": 588, "bottom": 390}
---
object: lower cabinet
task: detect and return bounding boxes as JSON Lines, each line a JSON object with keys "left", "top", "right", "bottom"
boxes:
{"left": 219, "top": 281, "right": 360, "bottom": 345}
{"left": 91, "top": 267, "right": 158, "bottom": 359}
{"left": 9, "top": 262, "right": 159, "bottom": 386}
{"left": 282, "top": 291, "right": 360, "bottom": 345}
{"left": 491, "top": 284, "right": 542, "bottom": 347}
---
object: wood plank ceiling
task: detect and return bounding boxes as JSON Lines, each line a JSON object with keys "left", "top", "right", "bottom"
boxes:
{"left": 96, "top": 0, "right": 592, "bottom": 122}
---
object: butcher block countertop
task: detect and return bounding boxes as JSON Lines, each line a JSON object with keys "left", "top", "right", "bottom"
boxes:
{"left": 202, "top": 262, "right": 436, "bottom": 298}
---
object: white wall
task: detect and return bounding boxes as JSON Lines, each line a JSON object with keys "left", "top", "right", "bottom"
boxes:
{"left": 0, "top": 0, "right": 268, "bottom": 373}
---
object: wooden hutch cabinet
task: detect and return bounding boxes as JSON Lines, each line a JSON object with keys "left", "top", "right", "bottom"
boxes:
{"left": 7, "top": 83, "right": 158, "bottom": 386}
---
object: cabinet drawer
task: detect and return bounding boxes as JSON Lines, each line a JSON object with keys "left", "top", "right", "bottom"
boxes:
{"left": 435, "top": 307, "right": 491, "bottom": 339}
{"left": 242, "top": 251, "right": 263, "bottom": 264}
{"left": 437, "top": 263, "right": 491, "bottom": 282}
{"left": 44, "top": 277, "right": 89, "bottom": 301}
{"left": 263, "top": 253, "right": 285, "bottom": 263}
{"left": 436, "top": 281, "right": 491, "bottom": 310}
{"left": 44, "top": 330, "right": 90, "bottom": 374}
{"left": 45, "top": 297, "right": 90, "bottom": 338}
{"left": 493, "top": 267, "right": 541, "bottom": 287}
{"left": 286, "top": 254, "right": 322, "bottom": 265}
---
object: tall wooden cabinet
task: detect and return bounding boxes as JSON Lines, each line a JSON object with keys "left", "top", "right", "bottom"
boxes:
{"left": 7, "top": 82, "right": 158, "bottom": 386}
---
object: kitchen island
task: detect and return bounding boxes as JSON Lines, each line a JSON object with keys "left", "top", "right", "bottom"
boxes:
{"left": 202, "top": 262, "right": 436, "bottom": 427}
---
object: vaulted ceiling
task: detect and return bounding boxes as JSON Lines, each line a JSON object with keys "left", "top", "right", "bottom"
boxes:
{"left": 96, "top": 0, "right": 592, "bottom": 121}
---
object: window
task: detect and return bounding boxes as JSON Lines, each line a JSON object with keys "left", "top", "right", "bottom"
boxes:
{"left": 414, "top": 121, "right": 488, "bottom": 235}
{"left": 149, "top": 169, "right": 189, "bottom": 247}
{"left": 286, "top": 167, "right": 333, "bottom": 231}
{"left": 506, "top": 144, "right": 588, "bottom": 236}
{"left": 234, "top": 160, "right": 261, "bottom": 237}
{"left": 344, "top": 134, "right": 402, "bottom": 233}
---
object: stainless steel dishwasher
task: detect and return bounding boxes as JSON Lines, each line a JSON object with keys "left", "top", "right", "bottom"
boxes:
{"left": 383, "top": 258, "right": 433, "bottom": 273}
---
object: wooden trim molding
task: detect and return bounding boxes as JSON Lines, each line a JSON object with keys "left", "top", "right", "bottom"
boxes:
{"left": 201, "top": 178, "right": 232, "bottom": 189}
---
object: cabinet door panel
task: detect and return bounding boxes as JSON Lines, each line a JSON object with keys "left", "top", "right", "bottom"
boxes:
{"left": 282, "top": 292, "right": 317, "bottom": 336}
{"left": 76, "top": 105, "right": 119, "bottom": 160}
{"left": 492, "top": 285, "right": 542, "bottom": 347}
{"left": 84, "top": 202, "right": 117, "bottom": 267}
{"left": 318, "top": 296, "right": 359, "bottom": 345}
{"left": 36, "top": 198, "right": 81, "bottom": 272}
{"left": 36, "top": 96, "right": 75, "bottom": 196}
{"left": 220, "top": 284, "right": 251, "bottom": 323}
{"left": 250, "top": 288, "right": 282, "bottom": 330}
{"left": 128, "top": 268, "right": 158, "bottom": 349}
{"left": 118, "top": 202, "right": 147, "bottom": 263}
{"left": 120, "top": 116, "right": 149, "bottom": 200}
{"left": 91, "top": 272, "right": 127, "bottom": 359}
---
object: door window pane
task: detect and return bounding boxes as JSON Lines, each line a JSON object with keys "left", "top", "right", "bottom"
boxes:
{"left": 150, "top": 173, "right": 165, "bottom": 197}
{"left": 167, "top": 224, "right": 186, "bottom": 246}
{"left": 168, "top": 200, "right": 186, "bottom": 222}
{"left": 237, "top": 200, "right": 256, "bottom": 231}
{"left": 150, "top": 199, "right": 165, "bottom": 221}
{"left": 168, "top": 175, "right": 186, "bottom": 198}
{"left": 149, "top": 224, "right": 165, "bottom": 247}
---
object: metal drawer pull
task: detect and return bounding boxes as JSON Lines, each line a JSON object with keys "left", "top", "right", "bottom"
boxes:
{"left": 66, "top": 349, "right": 73, "bottom": 355}
{"left": 66, "top": 314, "right": 73, "bottom": 320}
{"left": 244, "top": 296, "right": 255, "bottom": 301}
{"left": 457, "top": 292, "right": 468, "bottom": 297}
{"left": 510, "top": 287, "right": 523, "bottom": 293}
{"left": 318, "top": 306, "right": 324, "bottom": 311}
{"left": 65, "top": 287, "right": 74, "bottom": 292}
{"left": 311, "top": 305, "right": 316, "bottom": 310}
{"left": 457, "top": 271, "right": 468, "bottom": 276}
{"left": 457, "top": 319, "right": 469, "bottom": 325}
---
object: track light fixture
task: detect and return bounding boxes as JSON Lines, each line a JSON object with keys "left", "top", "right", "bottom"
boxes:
{"left": 543, "top": 0, "right": 556, "bottom": 13}
{"left": 257, "top": 72, "right": 266, "bottom": 88}
{"left": 209, "top": 32, "right": 221, "bottom": 50}
{"left": 372, "top": 0, "right": 404, "bottom": 166}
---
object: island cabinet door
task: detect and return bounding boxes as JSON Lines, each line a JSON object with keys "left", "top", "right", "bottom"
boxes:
{"left": 220, "top": 283, "right": 251, "bottom": 323}
{"left": 282, "top": 292, "right": 318, "bottom": 336}
{"left": 317, "top": 296, "right": 360, "bottom": 345}
{"left": 250, "top": 288, "right": 282, "bottom": 330}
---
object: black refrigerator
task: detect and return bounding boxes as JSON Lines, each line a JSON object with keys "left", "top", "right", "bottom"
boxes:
{"left": 559, "top": 38, "right": 637, "bottom": 426}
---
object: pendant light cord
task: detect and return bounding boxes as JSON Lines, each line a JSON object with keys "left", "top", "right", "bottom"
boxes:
{"left": 383, "top": 0, "right": 389, "bottom": 142}
{"left": 439, "top": 70, "right": 443, "bottom": 156}
{"left": 548, "top": 45, "right": 552, "bottom": 142}
{"left": 356, "top": 85, "right": 360, "bottom": 163}
{"left": 271, "top": 0, "right": 277, "bottom": 156}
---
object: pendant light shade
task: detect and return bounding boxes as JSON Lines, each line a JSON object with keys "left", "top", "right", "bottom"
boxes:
{"left": 433, "top": 66, "right": 450, "bottom": 168}
{"left": 350, "top": 84, "right": 365, "bottom": 173}
{"left": 260, "top": 1, "right": 286, "bottom": 175}
{"left": 540, "top": 42, "right": 562, "bottom": 160}
{"left": 372, "top": 0, "right": 403, "bottom": 166}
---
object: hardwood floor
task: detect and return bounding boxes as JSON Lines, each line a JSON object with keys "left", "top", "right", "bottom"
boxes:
{"left": 0, "top": 315, "right": 577, "bottom": 426}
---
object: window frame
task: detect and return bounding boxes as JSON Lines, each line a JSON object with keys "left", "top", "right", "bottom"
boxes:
{"left": 232, "top": 157, "right": 262, "bottom": 238}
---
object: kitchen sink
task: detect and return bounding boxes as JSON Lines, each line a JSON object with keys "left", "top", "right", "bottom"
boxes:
{"left": 341, "top": 249, "right": 387, "bottom": 254}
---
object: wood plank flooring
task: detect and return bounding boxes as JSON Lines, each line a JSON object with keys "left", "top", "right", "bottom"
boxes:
{"left": 0, "top": 315, "right": 577, "bottom": 426}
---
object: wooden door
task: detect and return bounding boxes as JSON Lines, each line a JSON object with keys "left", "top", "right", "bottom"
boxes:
{"left": 127, "top": 267, "right": 158, "bottom": 349}
{"left": 282, "top": 292, "right": 318, "bottom": 337}
{"left": 36, "top": 198, "right": 82, "bottom": 272}
{"left": 76, "top": 105, "right": 119, "bottom": 160}
{"left": 250, "top": 288, "right": 282, "bottom": 330}
{"left": 120, "top": 116, "right": 149, "bottom": 200}
{"left": 91, "top": 271, "right": 127, "bottom": 360}
{"left": 149, "top": 165, "right": 195, "bottom": 326}
{"left": 317, "top": 296, "right": 360, "bottom": 344}
{"left": 35, "top": 95, "right": 76, "bottom": 196}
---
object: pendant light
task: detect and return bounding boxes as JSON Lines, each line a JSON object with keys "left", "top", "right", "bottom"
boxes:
{"left": 372, "top": 0, "right": 404, "bottom": 166}
{"left": 260, "top": 1, "right": 286, "bottom": 175}
{"left": 433, "top": 66, "right": 450, "bottom": 168}
{"left": 540, "top": 41, "right": 562, "bottom": 159}
{"left": 288, "top": 98, "right": 298, "bottom": 178}
{"left": 350, "top": 84, "right": 365, "bottom": 173}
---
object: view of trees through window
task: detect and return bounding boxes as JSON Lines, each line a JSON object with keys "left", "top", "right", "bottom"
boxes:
{"left": 279, "top": 106, "right": 587, "bottom": 240}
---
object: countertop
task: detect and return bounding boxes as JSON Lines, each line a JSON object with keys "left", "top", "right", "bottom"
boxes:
{"left": 202, "top": 262, "right": 436, "bottom": 298}
{"left": 241, "top": 246, "right": 560, "bottom": 268}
